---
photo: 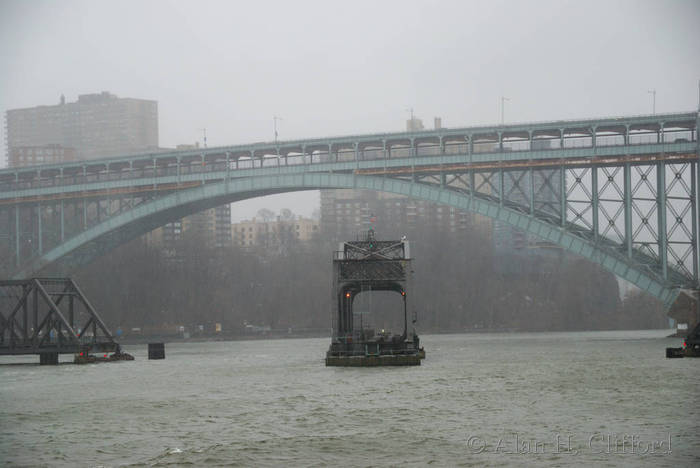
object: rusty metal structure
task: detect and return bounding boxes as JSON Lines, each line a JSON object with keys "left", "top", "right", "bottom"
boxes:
{"left": 0, "top": 278, "right": 118, "bottom": 364}
{"left": 326, "top": 230, "right": 422, "bottom": 366}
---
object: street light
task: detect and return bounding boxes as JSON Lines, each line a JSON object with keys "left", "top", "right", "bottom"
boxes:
{"left": 500, "top": 96, "right": 510, "bottom": 125}
{"left": 273, "top": 115, "right": 283, "bottom": 145}
{"left": 198, "top": 128, "right": 207, "bottom": 148}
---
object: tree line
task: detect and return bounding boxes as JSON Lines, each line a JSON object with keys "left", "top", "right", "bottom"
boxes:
{"left": 72, "top": 205, "right": 668, "bottom": 335}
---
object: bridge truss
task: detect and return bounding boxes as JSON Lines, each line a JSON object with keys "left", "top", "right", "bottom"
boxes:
{"left": 0, "top": 278, "right": 117, "bottom": 359}
{"left": 0, "top": 111, "right": 698, "bottom": 313}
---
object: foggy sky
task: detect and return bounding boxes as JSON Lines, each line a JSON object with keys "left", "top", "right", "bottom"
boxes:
{"left": 1, "top": 0, "right": 698, "bottom": 220}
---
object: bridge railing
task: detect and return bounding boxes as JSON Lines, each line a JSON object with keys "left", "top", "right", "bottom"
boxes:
{"left": 0, "top": 128, "right": 696, "bottom": 195}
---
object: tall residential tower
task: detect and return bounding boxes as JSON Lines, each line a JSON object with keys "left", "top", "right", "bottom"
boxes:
{"left": 5, "top": 91, "right": 158, "bottom": 166}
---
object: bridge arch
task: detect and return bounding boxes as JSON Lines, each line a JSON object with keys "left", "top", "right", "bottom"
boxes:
{"left": 15, "top": 172, "right": 680, "bottom": 307}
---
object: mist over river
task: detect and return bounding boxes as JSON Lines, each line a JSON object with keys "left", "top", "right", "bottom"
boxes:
{"left": 1, "top": 330, "right": 698, "bottom": 467}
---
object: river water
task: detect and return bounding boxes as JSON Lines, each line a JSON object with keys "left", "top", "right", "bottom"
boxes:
{"left": 0, "top": 330, "right": 698, "bottom": 467}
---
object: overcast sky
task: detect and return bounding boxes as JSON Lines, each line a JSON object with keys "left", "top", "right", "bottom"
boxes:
{"left": 1, "top": 0, "right": 698, "bottom": 220}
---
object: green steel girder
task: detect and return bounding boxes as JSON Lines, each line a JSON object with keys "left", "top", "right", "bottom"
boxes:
{"left": 1, "top": 141, "right": 696, "bottom": 201}
{"left": 0, "top": 111, "right": 695, "bottom": 181}
{"left": 9, "top": 172, "right": 690, "bottom": 309}
{"left": 1, "top": 111, "right": 698, "bottom": 312}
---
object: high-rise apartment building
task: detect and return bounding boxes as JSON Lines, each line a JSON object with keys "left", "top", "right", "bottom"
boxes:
{"left": 5, "top": 91, "right": 158, "bottom": 164}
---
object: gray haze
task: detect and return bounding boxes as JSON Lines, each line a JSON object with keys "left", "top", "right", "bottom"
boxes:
{"left": 1, "top": 0, "right": 699, "bottom": 219}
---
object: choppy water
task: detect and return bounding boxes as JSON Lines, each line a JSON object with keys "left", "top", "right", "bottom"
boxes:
{"left": 0, "top": 330, "right": 698, "bottom": 467}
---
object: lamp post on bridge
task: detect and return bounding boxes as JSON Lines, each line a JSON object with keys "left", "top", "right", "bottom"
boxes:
{"left": 648, "top": 89, "right": 656, "bottom": 115}
{"left": 273, "top": 115, "right": 283, "bottom": 145}
{"left": 500, "top": 96, "right": 510, "bottom": 125}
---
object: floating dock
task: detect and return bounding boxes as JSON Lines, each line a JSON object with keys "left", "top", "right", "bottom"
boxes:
{"left": 326, "top": 230, "right": 424, "bottom": 366}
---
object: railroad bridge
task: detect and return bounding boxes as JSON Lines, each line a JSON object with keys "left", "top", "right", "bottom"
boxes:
{"left": 0, "top": 110, "right": 698, "bottom": 319}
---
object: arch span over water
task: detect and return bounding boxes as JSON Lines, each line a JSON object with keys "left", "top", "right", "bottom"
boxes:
{"left": 15, "top": 172, "right": 682, "bottom": 308}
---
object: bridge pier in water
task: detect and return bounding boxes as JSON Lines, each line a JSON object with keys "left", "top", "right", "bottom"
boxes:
{"left": 326, "top": 230, "right": 423, "bottom": 366}
{"left": 39, "top": 352, "right": 59, "bottom": 365}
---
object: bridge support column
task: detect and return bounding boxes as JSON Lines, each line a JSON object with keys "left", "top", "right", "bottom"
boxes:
{"left": 33, "top": 286, "right": 38, "bottom": 332}
{"left": 657, "top": 162, "right": 668, "bottom": 280}
{"left": 15, "top": 206, "right": 20, "bottom": 267}
{"left": 60, "top": 200, "right": 65, "bottom": 242}
{"left": 22, "top": 284, "right": 28, "bottom": 341}
{"left": 529, "top": 167, "right": 534, "bottom": 215}
{"left": 693, "top": 160, "right": 699, "bottom": 283}
{"left": 176, "top": 157, "right": 181, "bottom": 183}
{"left": 498, "top": 168, "right": 504, "bottom": 207}
{"left": 469, "top": 170, "right": 475, "bottom": 200}
{"left": 592, "top": 166, "right": 599, "bottom": 241}
{"left": 624, "top": 163, "right": 633, "bottom": 258}
{"left": 560, "top": 166, "right": 566, "bottom": 227}
{"left": 37, "top": 204, "right": 42, "bottom": 255}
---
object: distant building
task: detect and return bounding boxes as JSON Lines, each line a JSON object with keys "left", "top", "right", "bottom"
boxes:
{"left": 147, "top": 205, "right": 231, "bottom": 252}
{"left": 406, "top": 116, "right": 424, "bottom": 132}
{"left": 185, "top": 205, "right": 232, "bottom": 248}
{"left": 8, "top": 144, "right": 77, "bottom": 168}
{"left": 232, "top": 216, "right": 319, "bottom": 250}
{"left": 175, "top": 142, "right": 200, "bottom": 151}
{"left": 320, "top": 189, "right": 488, "bottom": 242}
{"left": 5, "top": 91, "right": 158, "bottom": 164}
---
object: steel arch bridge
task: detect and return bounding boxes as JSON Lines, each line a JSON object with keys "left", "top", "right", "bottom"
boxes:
{"left": 0, "top": 111, "right": 698, "bottom": 310}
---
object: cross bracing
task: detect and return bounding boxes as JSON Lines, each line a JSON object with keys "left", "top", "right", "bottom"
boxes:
{"left": 0, "top": 111, "right": 697, "bottom": 310}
